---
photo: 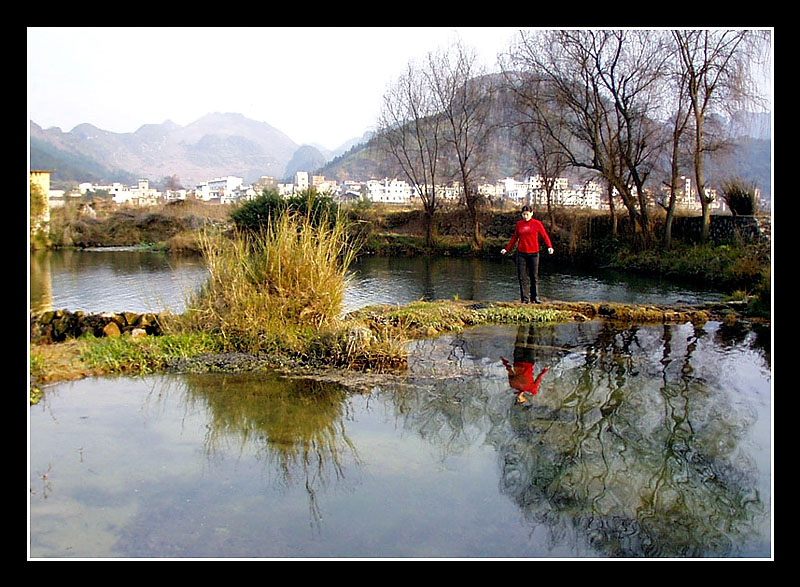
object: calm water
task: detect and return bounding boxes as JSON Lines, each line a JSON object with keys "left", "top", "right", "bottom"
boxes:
{"left": 29, "top": 249, "right": 724, "bottom": 315}
{"left": 28, "top": 248, "right": 770, "bottom": 558}
{"left": 29, "top": 321, "right": 771, "bottom": 558}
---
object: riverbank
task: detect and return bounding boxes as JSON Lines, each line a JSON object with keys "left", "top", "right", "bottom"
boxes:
{"left": 40, "top": 200, "right": 771, "bottom": 296}
{"left": 31, "top": 201, "right": 771, "bottom": 403}
{"left": 30, "top": 295, "right": 766, "bottom": 405}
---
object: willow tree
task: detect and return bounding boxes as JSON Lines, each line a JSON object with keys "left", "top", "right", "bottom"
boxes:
{"left": 377, "top": 61, "right": 443, "bottom": 246}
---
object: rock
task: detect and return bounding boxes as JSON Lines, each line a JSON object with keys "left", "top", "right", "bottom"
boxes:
{"left": 122, "top": 312, "right": 140, "bottom": 326}
{"left": 102, "top": 321, "right": 121, "bottom": 338}
{"left": 130, "top": 328, "right": 148, "bottom": 338}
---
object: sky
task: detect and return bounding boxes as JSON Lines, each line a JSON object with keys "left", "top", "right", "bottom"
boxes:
{"left": 27, "top": 27, "right": 523, "bottom": 151}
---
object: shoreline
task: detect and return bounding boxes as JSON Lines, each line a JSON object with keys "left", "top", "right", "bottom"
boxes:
{"left": 29, "top": 297, "right": 767, "bottom": 402}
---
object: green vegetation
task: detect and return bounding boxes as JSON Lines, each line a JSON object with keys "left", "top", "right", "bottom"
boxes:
{"left": 349, "top": 300, "right": 574, "bottom": 340}
{"left": 229, "top": 189, "right": 339, "bottom": 232}
{"left": 29, "top": 331, "right": 224, "bottom": 401}
{"left": 29, "top": 180, "right": 50, "bottom": 250}
{"left": 606, "top": 239, "right": 769, "bottom": 291}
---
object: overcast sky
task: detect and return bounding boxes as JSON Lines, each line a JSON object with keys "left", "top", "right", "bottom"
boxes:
{"left": 27, "top": 27, "right": 523, "bottom": 150}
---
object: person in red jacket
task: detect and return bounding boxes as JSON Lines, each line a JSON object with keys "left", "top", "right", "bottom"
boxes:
{"left": 501, "top": 206, "right": 554, "bottom": 303}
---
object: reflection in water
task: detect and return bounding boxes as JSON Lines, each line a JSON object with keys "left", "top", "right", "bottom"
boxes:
{"left": 496, "top": 322, "right": 766, "bottom": 557}
{"left": 179, "top": 373, "right": 360, "bottom": 531}
{"left": 382, "top": 321, "right": 770, "bottom": 557}
{"left": 501, "top": 323, "right": 551, "bottom": 404}
{"left": 29, "top": 321, "right": 770, "bottom": 558}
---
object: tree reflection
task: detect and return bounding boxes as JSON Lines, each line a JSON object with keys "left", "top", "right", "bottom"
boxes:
{"left": 387, "top": 320, "right": 768, "bottom": 557}
{"left": 179, "top": 372, "right": 359, "bottom": 530}
{"left": 170, "top": 319, "right": 768, "bottom": 556}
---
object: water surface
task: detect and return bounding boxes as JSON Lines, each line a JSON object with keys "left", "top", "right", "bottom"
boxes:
{"left": 29, "top": 321, "right": 771, "bottom": 559}
{"left": 30, "top": 249, "right": 725, "bottom": 316}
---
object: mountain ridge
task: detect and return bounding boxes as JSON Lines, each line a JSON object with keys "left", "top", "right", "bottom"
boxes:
{"left": 30, "top": 111, "right": 770, "bottom": 201}
{"left": 30, "top": 113, "right": 362, "bottom": 189}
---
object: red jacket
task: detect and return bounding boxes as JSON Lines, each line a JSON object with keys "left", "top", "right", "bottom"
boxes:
{"left": 506, "top": 218, "right": 552, "bottom": 254}
{"left": 503, "top": 360, "right": 549, "bottom": 395}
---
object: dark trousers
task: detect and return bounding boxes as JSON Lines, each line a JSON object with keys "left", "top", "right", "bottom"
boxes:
{"left": 516, "top": 252, "right": 540, "bottom": 302}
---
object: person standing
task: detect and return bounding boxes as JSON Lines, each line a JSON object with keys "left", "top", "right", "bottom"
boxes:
{"left": 501, "top": 206, "right": 554, "bottom": 303}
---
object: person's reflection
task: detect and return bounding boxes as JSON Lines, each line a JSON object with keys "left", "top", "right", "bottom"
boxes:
{"left": 501, "top": 324, "right": 550, "bottom": 404}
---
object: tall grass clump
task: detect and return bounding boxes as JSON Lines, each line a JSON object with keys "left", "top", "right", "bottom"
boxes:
{"left": 182, "top": 209, "right": 359, "bottom": 355}
{"left": 720, "top": 178, "right": 759, "bottom": 216}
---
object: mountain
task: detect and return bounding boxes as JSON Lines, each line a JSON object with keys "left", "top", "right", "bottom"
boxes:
{"left": 29, "top": 113, "right": 350, "bottom": 189}
{"left": 284, "top": 145, "right": 329, "bottom": 179}
{"left": 29, "top": 108, "right": 770, "bottom": 201}
{"left": 320, "top": 108, "right": 772, "bottom": 200}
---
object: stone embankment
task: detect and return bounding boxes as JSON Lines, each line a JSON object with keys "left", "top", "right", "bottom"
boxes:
{"left": 30, "top": 298, "right": 760, "bottom": 347}
{"left": 31, "top": 309, "right": 165, "bottom": 343}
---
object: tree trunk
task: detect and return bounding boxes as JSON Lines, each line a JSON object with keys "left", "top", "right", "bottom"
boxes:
{"left": 693, "top": 112, "right": 711, "bottom": 242}
{"left": 607, "top": 182, "right": 618, "bottom": 237}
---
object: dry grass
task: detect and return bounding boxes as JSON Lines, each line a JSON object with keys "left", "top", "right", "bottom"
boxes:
{"left": 179, "top": 210, "right": 360, "bottom": 354}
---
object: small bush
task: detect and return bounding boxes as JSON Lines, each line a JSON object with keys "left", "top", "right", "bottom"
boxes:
{"left": 183, "top": 208, "right": 358, "bottom": 354}
{"left": 720, "top": 178, "right": 758, "bottom": 216}
{"left": 230, "top": 189, "right": 339, "bottom": 232}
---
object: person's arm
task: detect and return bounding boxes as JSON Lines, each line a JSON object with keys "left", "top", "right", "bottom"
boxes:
{"left": 501, "top": 223, "right": 519, "bottom": 255}
{"left": 539, "top": 222, "right": 554, "bottom": 254}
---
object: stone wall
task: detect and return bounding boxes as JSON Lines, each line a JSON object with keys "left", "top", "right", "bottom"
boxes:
{"left": 31, "top": 309, "right": 165, "bottom": 343}
{"left": 671, "top": 215, "right": 771, "bottom": 246}
{"left": 428, "top": 209, "right": 771, "bottom": 247}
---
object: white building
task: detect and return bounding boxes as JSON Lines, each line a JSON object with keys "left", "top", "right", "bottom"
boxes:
{"left": 195, "top": 176, "right": 243, "bottom": 201}
{"left": 295, "top": 171, "right": 309, "bottom": 192}
{"left": 366, "top": 178, "right": 413, "bottom": 204}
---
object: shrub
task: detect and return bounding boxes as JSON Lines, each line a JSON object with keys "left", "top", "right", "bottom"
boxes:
{"left": 230, "top": 188, "right": 339, "bottom": 232}
{"left": 720, "top": 178, "right": 758, "bottom": 216}
{"left": 183, "top": 208, "right": 358, "bottom": 354}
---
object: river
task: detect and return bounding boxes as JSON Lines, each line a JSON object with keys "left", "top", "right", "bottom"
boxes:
{"left": 28, "top": 249, "right": 771, "bottom": 559}
{"left": 29, "top": 248, "right": 725, "bottom": 315}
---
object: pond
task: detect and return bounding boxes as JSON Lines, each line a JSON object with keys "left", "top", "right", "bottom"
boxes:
{"left": 29, "top": 320, "right": 770, "bottom": 558}
{"left": 28, "top": 248, "right": 770, "bottom": 559}
{"left": 29, "top": 248, "right": 725, "bottom": 315}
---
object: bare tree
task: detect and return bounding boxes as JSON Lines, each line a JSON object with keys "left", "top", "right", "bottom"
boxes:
{"left": 377, "top": 61, "right": 443, "bottom": 246}
{"left": 501, "top": 67, "right": 571, "bottom": 230}
{"left": 426, "top": 41, "right": 495, "bottom": 249}
{"left": 504, "top": 29, "right": 669, "bottom": 248}
{"left": 658, "top": 35, "right": 695, "bottom": 248}
{"left": 671, "top": 29, "right": 771, "bottom": 241}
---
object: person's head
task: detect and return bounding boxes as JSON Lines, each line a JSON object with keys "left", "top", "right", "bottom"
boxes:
{"left": 521, "top": 205, "right": 533, "bottom": 220}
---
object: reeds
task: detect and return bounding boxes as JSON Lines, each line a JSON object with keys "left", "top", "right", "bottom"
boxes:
{"left": 183, "top": 209, "right": 359, "bottom": 354}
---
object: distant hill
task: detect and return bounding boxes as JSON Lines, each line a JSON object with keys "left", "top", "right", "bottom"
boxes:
{"left": 320, "top": 108, "right": 771, "bottom": 201}
{"left": 29, "top": 108, "right": 770, "bottom": 202}
{"left": 29, "top": 113, "right": 363, "bottom": 190}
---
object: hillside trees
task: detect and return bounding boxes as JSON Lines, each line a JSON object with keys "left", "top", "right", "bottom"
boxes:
{"left": 427, "top": 41, "right": 496, "bottom": 249}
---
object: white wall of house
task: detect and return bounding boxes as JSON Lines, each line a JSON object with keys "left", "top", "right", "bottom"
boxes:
{"left": 366, "top": 178, "right": 412, "bottom": 203}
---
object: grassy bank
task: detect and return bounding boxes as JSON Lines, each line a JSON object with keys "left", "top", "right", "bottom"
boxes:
{"left": 29, "top": 299, "right": 576, "bottom": 399}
